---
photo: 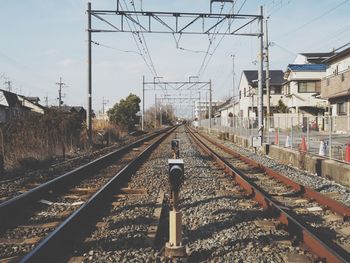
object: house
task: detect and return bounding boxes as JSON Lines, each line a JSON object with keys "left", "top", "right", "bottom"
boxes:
{"left": 237, "top": 70, "right": 285, "bottom": 118}
{"left": 283, "top": 64, "right": 328, "bottom": 115}
{"left": 50, "top": 106, "right": 87, "bottom": 122}
{"left": 215, "top": 99, "right": 240, "bottom": 127}
{"left": 194, "top": 100, "right": 220, "bottom": 119}
{"left": 321, "top": 46, "right": 350, "bottom": 130}
{"left": 0, "top": 89, "right": 45, "bottom": 123}
{"left": 293, "top": 52, "right": 334, "bottom": 64}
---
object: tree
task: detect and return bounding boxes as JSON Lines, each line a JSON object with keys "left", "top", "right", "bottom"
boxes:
{"left": 276, "top": 99, "right": 288, "bottom": 113}
{"left": 108, "top": 93, "right": 141, "bottom": 131}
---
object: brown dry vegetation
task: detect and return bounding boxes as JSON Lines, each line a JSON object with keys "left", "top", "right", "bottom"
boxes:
{"left": 0, "top": 110, "right": 123, "bottom": 171}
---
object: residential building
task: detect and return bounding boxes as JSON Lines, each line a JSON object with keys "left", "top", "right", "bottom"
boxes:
{"left": 321, "top": 46, "right": 350, "bottom": 130}
{"left": 237, "top": 70, "right": 285, "bottom": 118}
{"left": 215, "top": 99, "right": 240, "bottom": 127}
{"left": 194, "top": 100, "right": 220, "bottom": 119}
{"left": 283, "top": 64, "right": 328, "bottom": 115}
{"left": 50, "top": 105, "right": 87, "bottom": 122}
{"left": 0, "top": 89, "right": 45, "bottom": 123}
{"left": 293, "top": 52, "right": 334, "bottom": 64}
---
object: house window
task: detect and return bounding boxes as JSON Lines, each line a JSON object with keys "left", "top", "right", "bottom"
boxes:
{"left": 271, "top": 86, "right": 282, "bottom": 94}
{"left": 337, "top": 102, "right": 347, "bottom": 115}
{"left": 341, "top": 73, "right": 345, "bottom": 82}
{"left": 283, "top": 84, "right": 290, "bottom": 95}
{"left": 244, "top": 88, "right": 246, "bottom": 97}
{"left": 298, "top": 81, "right": 317, "bottom": 93}
{"left": 239, "top": 90, "right": 241, "bottom": 99}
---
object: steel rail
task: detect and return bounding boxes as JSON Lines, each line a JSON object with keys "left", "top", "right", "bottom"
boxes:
{"left": 196, "top": 130, "right": 350, "bottom": 218}
{"left": 20, "top": 126, "right": 176, "bottom": 263}
{"left": 186, "top": 126, "right": 349, "bottom": 263}
{"left": 0, "top": 127, "right": 171, "bottom": 226}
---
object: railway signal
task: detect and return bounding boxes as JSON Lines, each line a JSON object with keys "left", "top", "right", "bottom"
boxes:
{"left": 166, "top": 158, "right": 186, "bottom": 258}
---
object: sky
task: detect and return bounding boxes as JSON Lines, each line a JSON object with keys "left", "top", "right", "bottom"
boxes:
{"left": 0, "top": 0, "right": 349, "bottom": 116}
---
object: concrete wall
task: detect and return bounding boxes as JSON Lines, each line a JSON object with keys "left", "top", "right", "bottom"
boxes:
{"left": 321, "top": 69, "right": 350, "bottom": 100}
{"left": 264, "top": 144, "right": 350, "bottom": 187}
{"left": 208, "top": 128, "right": 350, "bottom": 188}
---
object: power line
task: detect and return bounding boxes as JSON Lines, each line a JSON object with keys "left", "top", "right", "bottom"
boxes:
{"left": 129, "top": 0, "right": 159, "bottom": 76}
{"left": 91, "top": 40, "right": 142, "bottom": 55}
{"left": 116, "top": 1, "right": 157, "bottom": 77}
{"left": 277, "top": 0, "right": 350, "bottom": 39}
{"left": 197, "top": 0, "right": 248, "bottom": 79}
{"left": 196, "top": 2, "right": 227, "bottom": 77}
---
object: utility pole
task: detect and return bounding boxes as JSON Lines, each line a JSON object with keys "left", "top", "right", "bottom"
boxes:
{"left": 56, "top": 77, "right": 65, "bottom": 109}
{"left": 45, "top": 95, "right": 49, "bottom": 107}
{"left": 257, "top": 6, "right": 264, "bottom": 142}
{"left": 87, "top": 2, "right": 93, "bottom": 145}
{"left": 4, "top": 80, "right": 12, "bottom": 92}
{"left": 209, "top": 80, "right": 212, "bottom": 129}
{"left": 102, "top": 97, "right": 109, "bottom": 115}
{"left": 154, "top": 93, "right": 157, "bottom": 128}
{"left": 160, "top": 106, "right": 162, "bottom": 127}
{"left": 265, "top": 17, "right": 271, "bottom": 122}
{"left": 142, "top": 75, "right": 145, "bottom": 131}
{"left": 231, "top": 54, "right": 235, "bottom": 100}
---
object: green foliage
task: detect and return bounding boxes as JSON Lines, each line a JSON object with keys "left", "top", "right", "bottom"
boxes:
{"left": 276, "top": 99, "right": 288, "bottom": 113}
{"left": 107, "top": 93, "right": 141, "bottom": 131}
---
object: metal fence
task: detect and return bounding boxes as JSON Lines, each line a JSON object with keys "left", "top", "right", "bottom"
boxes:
{"left": 199, "top": 115, "right": 350, "bottom": 163}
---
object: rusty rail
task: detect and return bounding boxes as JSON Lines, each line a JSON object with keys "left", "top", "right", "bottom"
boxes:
{"left": 186, "top": 126, "right": 349, "bottom": 263}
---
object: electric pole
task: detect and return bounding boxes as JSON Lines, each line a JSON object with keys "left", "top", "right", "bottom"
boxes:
{"left": 102, "top": 97, "right": 109, "bottom": 115}
{"left": 231, "top": 54, "right": 235, "bottom": 101}
{"left": 45, "top": 95, "right": 49, "bottom": 107}
{"left": 257, "top": 6, "right": 264, "bottom": 142}
{"left": 56, "top": 77, "right": 65, "bottom": 109}
{"left": 265, "top": 17, "right": 271, "bottom": 120}
{"left": 87, "top": 2, "right": 93, "bottom": 145}
{"left": 4, "top": 80, "right": 12, "bottom": 92}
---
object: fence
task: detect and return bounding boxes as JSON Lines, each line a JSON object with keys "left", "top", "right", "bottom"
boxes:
{"left": 199, "top": 115, "right": 350, "bottom": 163}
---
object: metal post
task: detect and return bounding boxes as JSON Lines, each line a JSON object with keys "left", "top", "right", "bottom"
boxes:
{"left": 198, "top": 92, "right": 201, "bottom": 127}
{"left": 306, "top": 116, "right": 309, "bottom": 153}
{"left": 87, "top": 2, "right": 92, "bottom": 145}
{"left": 231, "top": 54, "right": 235, "bottom": 100}
{"left": 154, "top": 93, "right": 157, "bottom": 128}
{"left": 258, "top": 6, "right": 264, "bottom": 142}
{"left": 142, "top": 75, "right": 145, "bottom": 131}
{"left": 329, "top": 116, "right": 332, "bottom": 159}
{"left": 160, "top": 106, "right": 162, "bottom": 127}
{"left": 265, "top": 17, "right": 270, "bottom": 120}
{"left": 291, "top": 115, "right": 293, "bottom": 149}
{"left": 209, "top": 80, "right": 212, "bottom": 129}
{"left": 277, "top": 117, "right": 280, "bottom": 146}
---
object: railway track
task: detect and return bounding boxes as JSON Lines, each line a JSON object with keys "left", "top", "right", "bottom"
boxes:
{"left": 187, "top": 126, "right": 350, "bottom": 263}
{"left": 0, "top": 130, "right": 160, "bottom": 204}
{"left": 67, "top": 126, "right": 317, "bottom": 262}
{"left": 2, "top": 125, "right": 349, "bottom": 262}
{"left": 0, "top": 127, "right": 175, "bottom": 263}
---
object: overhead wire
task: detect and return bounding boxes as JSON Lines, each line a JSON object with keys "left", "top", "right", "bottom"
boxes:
{"left": 115, "top": 0, "right": 157, "bottom": 78}
{"left": 129, "top": 0, "right": 159, "bottom": 77}
{"left": 197, "top": 0, "right": 248, "bottom": 78}
{"left": 91, "top": 40, "right": 142, "bottom": 55}
{"left": 276, "top": 0, "right": 350, "bottom": 40}
{"left": 196, "top": 2, "right": 229, "bottom": 77}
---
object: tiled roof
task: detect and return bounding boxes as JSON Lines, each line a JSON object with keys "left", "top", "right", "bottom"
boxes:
{"left": 287, "top": 64, "right": 327, "bottom": 71}
{"left": 243, "top": 70, "right": 284, "bottom": 86}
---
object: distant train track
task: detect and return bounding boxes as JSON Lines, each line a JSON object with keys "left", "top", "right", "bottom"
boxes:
{"left": 186, "top": 126, "right": 350, "bottom": 263}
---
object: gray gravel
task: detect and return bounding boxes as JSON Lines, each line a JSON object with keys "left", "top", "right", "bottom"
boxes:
{"left": 204, "top": 131, "right": 350, "bottom": 207}
{"left": 72, "top": 126, "right": 316, "bottom": 262}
